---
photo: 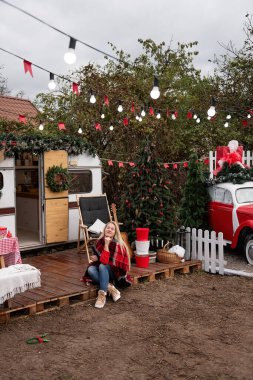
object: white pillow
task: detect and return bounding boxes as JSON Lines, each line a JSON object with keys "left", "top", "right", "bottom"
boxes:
{"left": 88, "top": 219, "right": 106, "bottom": 234}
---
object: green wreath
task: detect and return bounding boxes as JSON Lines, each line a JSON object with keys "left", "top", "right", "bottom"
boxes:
{"left": 46, "top": 165, "right": 71, "bottom": 192}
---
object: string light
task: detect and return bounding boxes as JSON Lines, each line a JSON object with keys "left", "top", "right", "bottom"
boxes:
{"left": 89, "top": 91, "right": 96, "bottom": 104}
{"left": 141, "top": 107, "right": 146, "bottom": 117}
{"left": 38, "top": 122, "right": 44, "bottom": 131}
{"left": 64, "top": 37, "right": 77, "bottom": 64}
{"left": 101, "top": 113, "right": 105, "bottom": 119}
{"left": 156, "top": 112, "right": 161, "bottom": 119}
{"left": 150, "top": 77, "right": 160, "bottom": 100}
{"left": 109, "top": 124, "right": 114, "bottom": 131}
{"left": 207, "top": 97, "right": 216, "bottom": 117}
{"left": 48, "top": 72, "right": 56, "bottom": 90}
{"left": 196, "top": 118, "right": 200, "bottom": 123}
{"left": 224, "top": 122, "right": 229, "bottom": 128}
{"left": 226, "top": 114, "right": 231, "bottom": 120}
{"left": 78, "top": 127, "right": 83, "bottom": 134}
{"left": 247, "top": 113, "right": 251, "bottom": 119}
{"left": 117, "top": 101, "right": 123, "bottom": 112}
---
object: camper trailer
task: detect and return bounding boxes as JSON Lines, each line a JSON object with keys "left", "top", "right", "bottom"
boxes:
{"left": 0, "top": 150, "right": 102, "bottom": 250}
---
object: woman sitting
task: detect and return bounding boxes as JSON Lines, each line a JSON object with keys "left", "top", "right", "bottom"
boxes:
{"left": 86, "top": 221, "right": 130, "bottom": 309}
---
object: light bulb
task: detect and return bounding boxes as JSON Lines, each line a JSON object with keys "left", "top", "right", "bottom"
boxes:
{"left": 224, "top": 122, "right": 229, "bottom": 128}
{"left": 48, "top": 80, "right": 56, "bottom": 90}
{"left": 90, "top": 94, "right": 96, "bottom": 104}
{"left": 156, "top": 113, "right": 161, "bottom": 119}
{"left": 171, "top": 114, "right": 176, "bottom": 120}
{"left": 139, "top": 117, "right": 142, "bottom": 122}
{"left": 207, "top": 116, "right": 211, "bottom": 120}
{"left": 78, "top": 127, "right": 83, "bottom": 134}
{"left": 101, "top": 113, "right": 105, "bottom": 119}
{"left": 196, "top": 118, "right": 200, "bottom": 123}
{"left": 39, "top": 123, "right": 44, "bottom": 131}
{"left": 48, "top": 72, "right": 56, "bottom": 90}
{"left": 117, "top": 104, "right": 123, "bottom": 112}
{"left": 109, "top": 125, "right": 114, "bottom": 131}
{"left": 64, "top": 37, "right": 77, "bottom": 64}
{"left": 193, "top": 114, "right": 197, "bottom": 119}
{"left": 136, "top": 115, "right": 139, "bottom": 120}
{"left": 207, "top": 106, "right": 216, "bottom": 117}
{"left": 247, "top": 113, "right": 251, "bottom": 119}
{"left": 141, "top": 109, "right": 146, "bottom": 117}
{"left": 226, "top": 114, "right": 231, "bottom": 120}
{"left": 150, "top": 77, "right": 160, "bottom": 99}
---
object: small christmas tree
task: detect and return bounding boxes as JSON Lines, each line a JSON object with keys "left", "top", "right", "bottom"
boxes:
{"left": 120, "top": 139, "right": 176, "bottom": 241}
{"left": 179, "top": 152, "right": 210, "bottom": 228}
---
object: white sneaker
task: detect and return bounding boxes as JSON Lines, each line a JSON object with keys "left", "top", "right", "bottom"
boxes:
{"left": 108, "top": 283, "right": 121, "bottom": 302}
{"left": 95, "top": 290, "right": 106, "bottom": 308}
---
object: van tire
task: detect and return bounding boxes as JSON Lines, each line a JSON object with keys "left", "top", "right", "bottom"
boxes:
{"left": 243, "top": 235, "right": 253, "bottom": 265}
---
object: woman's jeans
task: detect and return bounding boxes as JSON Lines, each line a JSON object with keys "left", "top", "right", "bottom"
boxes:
{"left": 87, "top": 264, "right": 116, "bottom": 292}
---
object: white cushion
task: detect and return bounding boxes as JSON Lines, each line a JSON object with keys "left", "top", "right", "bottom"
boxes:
{"left": 88, "top": 219, "right": 106, "bottom": 234}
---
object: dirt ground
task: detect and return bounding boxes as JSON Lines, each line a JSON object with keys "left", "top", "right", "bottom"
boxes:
{"left": 0, "top": 271, "right": 253, "bottom": 380}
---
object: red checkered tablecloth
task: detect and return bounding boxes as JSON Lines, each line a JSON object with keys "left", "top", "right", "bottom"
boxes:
{"left": 0, "top": 237, "right": 22, "bottom": 267}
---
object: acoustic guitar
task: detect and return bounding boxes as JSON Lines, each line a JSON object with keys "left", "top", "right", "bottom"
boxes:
{"left": 111, "top": 203, "right": 133, "bottom": 258}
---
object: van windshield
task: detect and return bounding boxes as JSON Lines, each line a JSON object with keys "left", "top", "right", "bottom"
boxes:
{"left": 236, "top": 188, "right": 253, "bottom": 204}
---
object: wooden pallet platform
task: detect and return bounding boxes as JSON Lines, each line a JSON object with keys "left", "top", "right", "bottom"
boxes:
{"left": 0, "top": 249, "right": 202, "bottom": 323}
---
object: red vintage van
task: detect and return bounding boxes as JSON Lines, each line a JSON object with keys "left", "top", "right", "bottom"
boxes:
{"left": 208, "top": 181, "right": 253, "bottom": 265}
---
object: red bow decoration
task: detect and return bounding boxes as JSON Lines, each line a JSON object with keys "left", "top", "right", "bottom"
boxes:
{"left": 129, "top": 162, "right": 135, "bottom": 167}
{"left": 104, "top": 95, "right": 109, "bottom": 106}
{"left": 163, "top": 163, "right": 169, "bottom": 169}
{"left": 23, "top": 60, "right": 33, "bottom": 77}
{"left": 130, "top": 102, "right": 135, "bottom": 113}
{"left": 118, "top": 162, "right": 124, "bottom": 168}
{"left": 123, "top": 117, "right": 129, "bottom": 126}
{"left": 183, "top": 162, "right": 188, "bottom": 168}
{"left": 173, "top": 163, "right": 178, "bottom": 169}
{"left": 108, "top": 160, "right": 114, "bottom": 166}
{"left": 241, "top": 120, "right": 248, "bottom": 127}
{"left": 187, "top": 112, "right": 193, "bottom": 119}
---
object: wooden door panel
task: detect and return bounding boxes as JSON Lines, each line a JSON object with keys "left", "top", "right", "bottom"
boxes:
{"left": 45, "top": 198, "right": 68, "bottom": 243}
{"left": 44, "top": 150, "right": 68, "bottom": 199}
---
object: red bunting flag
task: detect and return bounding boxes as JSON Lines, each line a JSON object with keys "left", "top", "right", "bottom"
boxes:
{"left": 187, "top": 112, "right": 193, "bottom": 119}
{"left": 204, "top": 158, "right": 209, "bottom": 165}
{"left": 104, "top": 95, "right": 109, "bottom": 106}
{"left": 58, "top": 122, "right": 66, "bottom": 130}
{"left": 129, "top": 162, "right": 135, "bottom": 167}
{"left": 95, "top": 123, "right": 102, "bottom": 131}
{"left": 174, "top": 111, "right": 179, "bottom": 118}
{"left": 130, "top": 102, "right": 135, "bottom": 113}
{"left": 183, "top": 162, "right": 188, "bottom": 168}
{"left": 19, "top": 114, "right": 26, "bottom": 123}
{"left": 149, "top": 107, "right": 154, "bottom": 116}
{"left": 118, "top": 162, "right": 124, "bottom": 168}
{"left": 123, "top": 117, "right": 129, "bottom": 126}
{"left": 241, "top": 120, "right": 248, "bottom": 127}
{"left": 23, "top": 60, "right": 33, "bottom": 77}
{"left": 72, "top": 82, "right": 79, "bottom": 95}
{"left": 173, "top": 163, "right": 178, "bottom": 169}
{"left": 163, "top": 163, "right": 169, "bottom": 169}
{"left": 108, "top": 160, "right": 114, "bottom": 166}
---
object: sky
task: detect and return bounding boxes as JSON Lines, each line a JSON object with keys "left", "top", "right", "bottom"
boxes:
{"left": 0, "top": 0, "right": 252, "bottom": 100}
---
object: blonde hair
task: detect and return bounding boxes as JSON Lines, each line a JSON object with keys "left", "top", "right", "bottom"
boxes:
{"left": 101, "top": 221, "right": 131, "bottom": 270}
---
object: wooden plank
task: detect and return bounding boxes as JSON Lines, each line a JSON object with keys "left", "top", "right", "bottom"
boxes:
{"left": 45, "top": 198, "right": 68, "bottom": 243}
{"left": 44, "top": 150, "right": 68, "bottom": 199}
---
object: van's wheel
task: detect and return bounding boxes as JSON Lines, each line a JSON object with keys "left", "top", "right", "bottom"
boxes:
{"left": 244, "top": 235, "right": 253, "bottom": 265}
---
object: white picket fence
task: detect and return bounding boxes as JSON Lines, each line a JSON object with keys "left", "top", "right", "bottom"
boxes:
{"left": 209, "top": 150, "right": 253, "bottom": 178}
{"left": 184, "top": 227, "right": 226, "bottom": 275}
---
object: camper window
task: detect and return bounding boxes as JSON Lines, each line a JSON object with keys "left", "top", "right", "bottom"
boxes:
{"left": 68, "top": 170, "right": 92, "bottom": 194}
{"left": 0, "top": 172, "right": 3, "bottom": 190}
